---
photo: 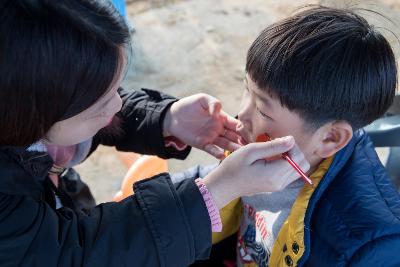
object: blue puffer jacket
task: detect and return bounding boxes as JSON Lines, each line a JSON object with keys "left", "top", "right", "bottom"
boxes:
{"left": 301, "top": 130, "right": 400, "bottom": 266}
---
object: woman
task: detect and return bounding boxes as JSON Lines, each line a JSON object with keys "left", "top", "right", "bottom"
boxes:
{"left": 0, "top": 1, "right": 307, "bottom": 266}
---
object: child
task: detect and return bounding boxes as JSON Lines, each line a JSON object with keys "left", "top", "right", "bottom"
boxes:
{"left": 0, "top": 1, "right": 308, "bottom": 265}
{"left": 178, "top": 6, "right": 400, "bottom": 267}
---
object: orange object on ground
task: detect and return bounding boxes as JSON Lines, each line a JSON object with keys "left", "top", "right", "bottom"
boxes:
{"left": 117, "top": 151, "right": 141, "bottom": 168}
{"left": 113, "top": 155, "right": 168, "bottom": 201}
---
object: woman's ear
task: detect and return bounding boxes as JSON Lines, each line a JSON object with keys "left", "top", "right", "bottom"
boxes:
{"left": 315, "top": 121, "right": 353, "bottom": 158}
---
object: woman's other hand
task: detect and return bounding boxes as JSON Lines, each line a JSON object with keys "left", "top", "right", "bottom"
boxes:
{"left": 163, "top": 94, "right": 244, "bottom": 159}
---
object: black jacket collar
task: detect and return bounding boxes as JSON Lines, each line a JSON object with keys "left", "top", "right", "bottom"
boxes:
{"left": 0, "top": 146, "right": 53, "bottom": 200}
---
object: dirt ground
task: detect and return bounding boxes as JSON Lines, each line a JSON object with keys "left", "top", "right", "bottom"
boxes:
{"left": 76, "top": 0, "right": 400, "bottom": 203}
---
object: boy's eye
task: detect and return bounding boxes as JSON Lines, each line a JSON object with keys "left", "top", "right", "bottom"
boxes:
{"left": 256, "top": 106, "right": 272, "bottom": 120}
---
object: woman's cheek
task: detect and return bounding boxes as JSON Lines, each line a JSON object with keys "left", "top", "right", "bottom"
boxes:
{"left": 111, "top": 94, "right": 123, "bottom": 114}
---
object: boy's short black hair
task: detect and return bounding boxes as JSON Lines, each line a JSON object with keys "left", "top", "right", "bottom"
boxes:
{"left": 0, "top": 0, "right": 130, "bottom": 146}
{"left": 246, "top": 6, "right": 397, "bottom": 130}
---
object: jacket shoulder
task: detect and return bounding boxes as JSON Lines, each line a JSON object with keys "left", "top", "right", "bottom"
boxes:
{"left": 347, "top": 234, "right": 400, "bottom": 266}
{"left": 309, "top": 134, "right": 400, "bottom": 264}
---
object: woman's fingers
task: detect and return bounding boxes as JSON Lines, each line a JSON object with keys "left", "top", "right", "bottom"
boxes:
{"left": 203, "top": 143, "right": 225, "bottom": 159}
{"left": 204, "top": 130, "right": 243, "bottom": 158}
{"left": 299, "top": 159, "right": 311, "bottom": 173}
{"left": 209, "top": 100, "right": 222, "bottom": 118}
{"left": 244, "top": 136, "right": 295, "bottom": 163}
{"left": 286, "top": 143, "right": 310, "bottom": 172}
{"left": 220, "top": 111, "right": 243, "bottom": 131}
{"left": 220, "top": 128, "right": 243, "bottom": 144}
{"left": 251, "top": 159, "right": 296, "bottom": 191}
{"left": 214, "top": 137, "right": 242, "bottom": 153}
{"left": 199, "top": 94, "right": 222, "bottom": 118}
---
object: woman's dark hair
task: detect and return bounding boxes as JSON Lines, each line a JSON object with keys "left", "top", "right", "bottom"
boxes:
{"left": 0, "top": 0, "right": 130, "bottom": 146}
{"left": 246, "top": 6, "right": 397, "bottom": 130}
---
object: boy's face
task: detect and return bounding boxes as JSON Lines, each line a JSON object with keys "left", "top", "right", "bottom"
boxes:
{"left": 238, "top": 74, "right": 319, "bottom": 167}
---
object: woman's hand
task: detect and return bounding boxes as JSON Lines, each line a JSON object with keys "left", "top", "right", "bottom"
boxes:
{"left": 202, "top": 136, "right": 310, "bottom": 209}
{"left": 163, "top": 94, "right": 244, "bottom": 159}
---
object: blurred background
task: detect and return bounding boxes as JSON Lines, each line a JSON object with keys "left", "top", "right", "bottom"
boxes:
{"left": 77, "top": 0, "right": 400, "bottom": 203}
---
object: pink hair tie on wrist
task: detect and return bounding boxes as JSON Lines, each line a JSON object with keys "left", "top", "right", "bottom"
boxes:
{"left": 195, "top": 178, "right": 222, "bottom": 232}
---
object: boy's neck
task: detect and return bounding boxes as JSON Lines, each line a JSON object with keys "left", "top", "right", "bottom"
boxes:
{"left": 307, "top": 158, "right": 325, "bottom": 176}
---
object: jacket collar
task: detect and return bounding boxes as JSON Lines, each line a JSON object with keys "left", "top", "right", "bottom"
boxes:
{"left": 0, "top": 145, "right": 53, "bottom": 200}
{"left": 297, "top": 129, "right": 366, "bottom": 265}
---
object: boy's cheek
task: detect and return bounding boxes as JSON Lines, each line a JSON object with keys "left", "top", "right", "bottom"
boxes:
{"left": 253, "top": 124, "right": 313, "bottom": 161}
{"left": 255, "top": 123, "right": 280, "bottom": 141}
{"left": 242, "top": 116, "right": 286, "bottom": 144}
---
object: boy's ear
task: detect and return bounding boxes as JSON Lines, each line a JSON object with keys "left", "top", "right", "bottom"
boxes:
{"left": 315, "top": 121, "right": 353, "bottom": 158}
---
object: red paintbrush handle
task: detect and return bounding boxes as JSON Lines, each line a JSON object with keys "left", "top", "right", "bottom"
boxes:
{"left": 282, "top": 153, "right": 313, "bottom": 186}
{"left": 258, "top": 133, "right": 313, "bottom": 186}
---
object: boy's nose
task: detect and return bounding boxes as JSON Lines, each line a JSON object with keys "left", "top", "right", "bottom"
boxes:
{"left": 235, "top": 116, "right": 252, "bottom": 145}
{"left": 237, "top": 112, "right": 252, "bottom": 134}
{"left": 238, "top": 91, "right": 253, "bottom": 133}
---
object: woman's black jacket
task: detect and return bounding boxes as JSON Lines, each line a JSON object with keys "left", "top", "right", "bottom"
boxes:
{"left": 0, "top": 88, "right": 211, "bottom": 266}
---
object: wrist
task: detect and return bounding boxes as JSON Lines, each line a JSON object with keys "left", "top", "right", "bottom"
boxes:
{"left": 162, "top": 104, "right": 174, "bottom": 137}
{"left": 195, "top": 178, "right": 223, "bottom": 232}
{"left": 202, "top": 173, "right": 238, "bottom": 209}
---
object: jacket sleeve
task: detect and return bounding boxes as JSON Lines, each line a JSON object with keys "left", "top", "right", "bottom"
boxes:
{"left": 91, "top": 87, "right": 191, "bottom": 159}
{"left": 0, "top": 175, "right": 211, "bottom": 267}
{"left": 346, "top": 235, "right": 400, "bottom": 267}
